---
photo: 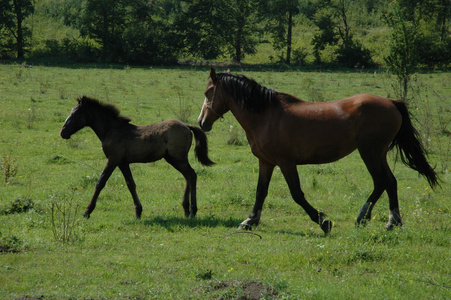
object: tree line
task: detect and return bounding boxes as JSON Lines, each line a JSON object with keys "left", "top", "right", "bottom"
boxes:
{"left": 1, "top": 0, "right": 450, "bottom": 68}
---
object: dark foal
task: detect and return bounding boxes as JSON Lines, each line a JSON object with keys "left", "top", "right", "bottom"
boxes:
{"left": 61, "top": 96, "right": 214, "bottom": 219}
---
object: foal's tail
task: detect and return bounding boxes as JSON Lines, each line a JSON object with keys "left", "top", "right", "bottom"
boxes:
{"left": 390, "top": 100, "right": 439, "bottom": 188}
{"left": 188, "top": 125, "right": 215, "bottom": 166}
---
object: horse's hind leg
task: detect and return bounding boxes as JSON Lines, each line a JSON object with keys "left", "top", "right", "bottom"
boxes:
{"left": 166, "top": 157, "right": 197, "bottom": 217}
{"left": 357, "top": 149, "right": 401, "bottom": 229}
{"left": 119, "top": 163, "right": 143, "bottom": 218}
{"left": 384, "top": 167, "right": 401, "bottom": 229}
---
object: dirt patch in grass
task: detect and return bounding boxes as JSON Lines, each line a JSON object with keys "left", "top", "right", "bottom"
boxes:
{"left": 196, "top": 279, "right": 279, "bottom": 299}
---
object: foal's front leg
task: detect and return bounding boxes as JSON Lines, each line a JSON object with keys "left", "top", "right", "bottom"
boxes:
{"left": 84, "top": 161, "right": 116, "bottom": 218}
{"left": 119, "top": 163, "right": 143, "bottom": 218}
{"left": 238, "top": 161, "right": 274, "bottom": 230}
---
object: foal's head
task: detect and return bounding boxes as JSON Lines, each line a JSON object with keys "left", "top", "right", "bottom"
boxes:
{"left": 60, "top": 96, "right": 128, "bottom": 139}
{"left": 60, "top": 96, "right": 91, "bottom": 139}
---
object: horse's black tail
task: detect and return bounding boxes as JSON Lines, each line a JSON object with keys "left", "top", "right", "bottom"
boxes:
{"left": 188, "top": 125, "right": 215, "bottom": 166}
{"left": 390, "top": 100, "right": 439, "bottom": 189}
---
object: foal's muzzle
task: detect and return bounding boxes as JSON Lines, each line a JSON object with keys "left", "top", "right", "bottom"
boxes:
{"left": 60, "top": 128, "right": 71, "bottom": 139}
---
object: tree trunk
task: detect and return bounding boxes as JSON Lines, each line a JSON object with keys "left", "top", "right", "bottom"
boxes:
{"left": 13, "top": 0, "right": 24, "bottom": 58}
{"left": 286, "top": 10, "right": 292, "bottom": 64}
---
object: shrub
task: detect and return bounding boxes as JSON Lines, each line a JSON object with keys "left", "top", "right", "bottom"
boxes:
{"left": 1, "top": 197, "right": 35, "bottom": 215}
{"left": 0, "top": 232, "right": 23, "bottom": 253}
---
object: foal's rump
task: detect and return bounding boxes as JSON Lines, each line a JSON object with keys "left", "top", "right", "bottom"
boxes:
{"left": 133, "top": 119, "right": 214, "bottom": 166}
{"left": 134, "top": 119, "right": 193, "bottom": 162}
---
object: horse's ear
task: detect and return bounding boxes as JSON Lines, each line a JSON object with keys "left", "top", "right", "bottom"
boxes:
{"left": 210, "top": 68, "right": 217, "bottom": 84}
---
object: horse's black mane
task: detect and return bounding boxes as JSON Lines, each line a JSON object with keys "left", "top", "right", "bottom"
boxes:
{"left": 216, "top": 73, "right": 279, "bottom": 112}
{"left": 78, "top": 96, "right": 132, "bottom": 123}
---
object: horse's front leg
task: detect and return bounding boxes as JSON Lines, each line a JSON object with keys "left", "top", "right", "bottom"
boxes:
{"left": 119, "top": 163, "right": 143, "bottom": 218}
{"left": 84, "top": 161, "right": 116, "bottom": 218}
{"left": 279, "top": 163, "right": 332, "bottom": 234}
{"left": 238, "top": 161, "right": 274, "bottom": 230}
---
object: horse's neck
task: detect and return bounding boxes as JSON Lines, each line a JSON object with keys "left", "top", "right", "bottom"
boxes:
{"left": 228, "top": 100, "right": 269, "bottom": 136}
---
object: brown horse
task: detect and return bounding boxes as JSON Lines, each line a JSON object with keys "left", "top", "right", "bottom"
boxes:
{"left": 61, "top": 96, "right": 214, "bottom": 219}
{"left": 198, "top": 68, "right": 438, "bottom": 234}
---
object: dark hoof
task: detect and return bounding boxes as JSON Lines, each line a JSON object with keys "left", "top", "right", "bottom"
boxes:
{"left": 238, "top": 218, "right": 259, "bottom": 231}
{"left": 238, "top": 223, "right": 252, "bottom": 231}
{"left": 384, "top": 221, "right": 402, "bottom": 230}
{"left": 135, "top": 207, "right": 143, "bottom": 219}
{"left": 355, "top": 218, "right": 369, "bottom": 228}
{"left": 83, "top": 212, "right": 91, "bottom": 219}
{"left": 321, "top": 220, "right": 332, "bottom": 235}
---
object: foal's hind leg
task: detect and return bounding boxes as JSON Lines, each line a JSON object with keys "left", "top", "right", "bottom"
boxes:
{"left": 119, "top": 163, "right": 143, "bottom": 218}
{"left": 166, "top": 157, "right": 197, "bottom": 217}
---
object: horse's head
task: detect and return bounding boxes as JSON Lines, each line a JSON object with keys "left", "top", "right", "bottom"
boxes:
{"left": 198, "top": 68, "right": 230, "bottom": 132}
{"left": 60, "top": 96, "right": 89, "bottom": 139}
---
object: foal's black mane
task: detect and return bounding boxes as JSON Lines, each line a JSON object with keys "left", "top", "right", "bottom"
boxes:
{"left": 216, "top": 73, "right": 280, "bottom": 112}
{"left": 78, "top": 96, "right": 132, "bottom": 123}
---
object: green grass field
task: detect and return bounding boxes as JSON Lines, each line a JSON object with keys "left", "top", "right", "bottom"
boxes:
{"left": 0, "top": 63, "right": 450, "bottom": 299}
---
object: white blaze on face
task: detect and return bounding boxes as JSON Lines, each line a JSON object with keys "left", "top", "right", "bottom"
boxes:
{"left": 198, "top": 97, "right": 208, "bottom": 126}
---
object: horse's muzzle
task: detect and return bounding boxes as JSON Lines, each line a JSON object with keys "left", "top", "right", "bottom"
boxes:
{"left": 198, "top": 120, "right": 212, "bottom": 132}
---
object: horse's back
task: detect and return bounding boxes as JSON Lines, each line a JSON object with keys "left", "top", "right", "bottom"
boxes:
{"left": 272, "top": 94, "right": 403, "bottom": 164}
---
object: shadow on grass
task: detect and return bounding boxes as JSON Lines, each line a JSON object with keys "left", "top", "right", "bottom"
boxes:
{"left": 137, "top": 215, "right": 243, "bottom": 232}
{"left": 274, "top": 229, "right": 327, "bottom": 238}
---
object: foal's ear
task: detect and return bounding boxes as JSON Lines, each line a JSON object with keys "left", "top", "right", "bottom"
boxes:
{"left": 77, "top": 96, "right": 87, "bottom": 107}
{"left": 210, "top": 68, "right": 217, "bottom": 84}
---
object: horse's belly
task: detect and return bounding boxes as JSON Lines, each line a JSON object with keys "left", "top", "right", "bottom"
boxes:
{"left": 300, "top": 144, "right": 356, "bottom": 164}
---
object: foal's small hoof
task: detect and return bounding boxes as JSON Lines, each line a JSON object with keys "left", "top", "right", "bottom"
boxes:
{"left": 321, "top": 220, "right": 332, "bottom": 235}
{"left": 83, "top": 212, "right": 91, "bottom": 219}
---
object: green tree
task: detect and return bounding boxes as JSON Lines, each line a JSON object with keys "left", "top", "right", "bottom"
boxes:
{"left": 384, "top": 0, "right": 422, "bottom": 100}
{"left": 311, "top": 0, "right": 373, "bottom": 67}
{"left": 311, "top": 6, "right": 338, "bottom": 64}
{"left": 177, "top": 0, "right": 263, "bottom": 63}
{"left": 121, "top": 0, "right": 181, "bottom": 64}
{"left": 80, "top": 0, "right": 127, "bottom": 62}
{"left": 264, "top": 0, "right": 301, "bottom": 64}
{"left": 0, "top": 0, "right": 34, "bottom": 58}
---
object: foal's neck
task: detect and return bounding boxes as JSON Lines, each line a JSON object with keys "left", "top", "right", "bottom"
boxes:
{"left": 87, "top": 111, "right": 128, "bottom": 141}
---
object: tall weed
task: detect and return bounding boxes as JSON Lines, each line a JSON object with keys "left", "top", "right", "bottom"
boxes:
{"left": 50, "top": 190, "right": 82, "bottom": 243}
{"left": 1, "top": 154, "right": 18, "bottom": 184}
